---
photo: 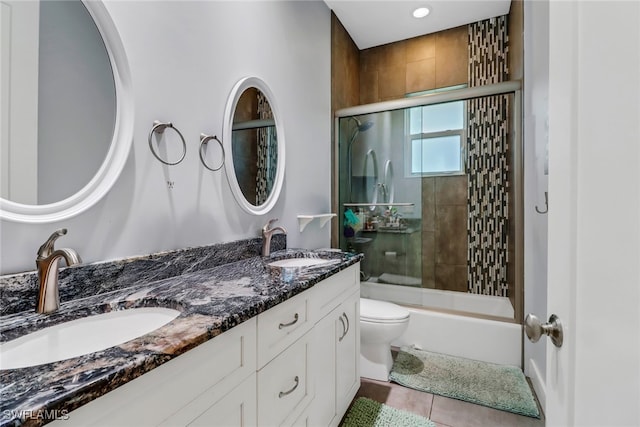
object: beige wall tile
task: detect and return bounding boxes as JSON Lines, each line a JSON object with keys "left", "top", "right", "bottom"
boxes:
{"left": 360, "top": 70, "right": 379, "bottom": 105}
{"left": 331, "top": 13, "right": 360, "bottom": 110}
{"left": 436, "top": 176, "right": 468, "bottom": 205}
{"left": 435, "top": 264, "right": 468, "bottom": 292}
{"left": 422, "top": 231, "right": 436, "bottom": 288}
{"left": 406, "top": 58, "right": 436, "bottom": 94}
{"left": 435, "top": 205, "right": 467, "bottom": 265}
{"left": 378, "top": 43, "right": 406, "bottom": 68}
{"left": 435, "top": 25, "right": 468, "bottom": 88}
{"left": 406, "top": 34, "right": 436, "bottom": 62}
{"left": 378, "top": 65, "right": 407, "bottom": 100}
{"left": 360, "top": 48, "right": 381, "bottom": 73}
{"left": 422, "top": 178, "right": 436, "bottom": 231}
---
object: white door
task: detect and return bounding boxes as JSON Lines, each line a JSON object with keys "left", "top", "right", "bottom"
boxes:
{"left": 545, "top": 1, "right": 640, "bottom": 426}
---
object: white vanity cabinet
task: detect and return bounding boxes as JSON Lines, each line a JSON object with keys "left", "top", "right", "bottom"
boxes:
{"left": 55, "top": 262, "right": 360, "bottom": 427}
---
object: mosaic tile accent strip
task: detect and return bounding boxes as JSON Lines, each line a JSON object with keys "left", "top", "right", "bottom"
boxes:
{"left": 467, "top": 16, "right": 510, "bottom": 297}
{"left": 256, "top": 91, "right": 277, "bottom": 205}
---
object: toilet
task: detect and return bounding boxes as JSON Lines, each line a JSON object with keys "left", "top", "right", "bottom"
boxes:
{"left": 359, "top": 298, "right": 410, "bottom": 381}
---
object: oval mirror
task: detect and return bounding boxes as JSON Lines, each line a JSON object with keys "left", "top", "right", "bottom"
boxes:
{"left": 223, "top": 77, "right": 285, "bottom": 215}
{"left": 0, "top": 0, "right": 133, "bottom": 223}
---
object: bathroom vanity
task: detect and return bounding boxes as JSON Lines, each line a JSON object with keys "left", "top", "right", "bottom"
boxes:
{"left": 0, "top": 240, "right": 362, "bottom": 427}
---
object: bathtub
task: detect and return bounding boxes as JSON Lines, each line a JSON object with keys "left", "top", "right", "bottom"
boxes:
{"left": 361, "top": 281, "right": 522, "bottom": 367}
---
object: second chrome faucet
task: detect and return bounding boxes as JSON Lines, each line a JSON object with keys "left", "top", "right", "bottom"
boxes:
{"left": 262, "top": 219, "right": 287, "bottom": 257}
{"left": 36, "top": 228, "right": 81, "bottom": 314}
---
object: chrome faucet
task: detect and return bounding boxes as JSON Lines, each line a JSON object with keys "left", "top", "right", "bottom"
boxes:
{"left": 262, "top": 218, "right": 287, "bottom": 257}
{"left": 36, "top": 228, "right": 81, "bottom": 314}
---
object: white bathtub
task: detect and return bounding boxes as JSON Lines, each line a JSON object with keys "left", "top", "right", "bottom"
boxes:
{"left": 361, "top": 281, "right": 522, "bottom": 367}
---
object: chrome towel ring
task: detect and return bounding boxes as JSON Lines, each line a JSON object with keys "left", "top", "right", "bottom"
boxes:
{"left": 148, "top": 120, "right": 187, "bottom": 165}
{"left": 199, "top": 133, "right": 225, "bottom": 171}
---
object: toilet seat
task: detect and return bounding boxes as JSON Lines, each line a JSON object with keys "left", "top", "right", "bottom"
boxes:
{"left": 360, "top": 298, "right": 410, "bottom": 323}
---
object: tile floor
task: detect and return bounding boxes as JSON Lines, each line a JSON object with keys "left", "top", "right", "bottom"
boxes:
{"left": 350, "top": 376, "right": 545, "bottom": 427}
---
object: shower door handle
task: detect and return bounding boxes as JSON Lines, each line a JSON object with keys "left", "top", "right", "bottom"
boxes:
{"left": 525, "top": 313, "right": 563, "bottom": 348}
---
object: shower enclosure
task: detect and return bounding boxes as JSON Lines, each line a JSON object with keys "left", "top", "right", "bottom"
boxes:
{"left": 335, "top": 81, "right": 523, "bottom": 324}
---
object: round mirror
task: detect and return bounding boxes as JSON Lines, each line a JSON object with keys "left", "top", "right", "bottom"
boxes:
{"left": 223, "top": 77, "right": 285, "bottom": 215}
{"left": 0, "top": 0, "right": 133, "bottom": 223}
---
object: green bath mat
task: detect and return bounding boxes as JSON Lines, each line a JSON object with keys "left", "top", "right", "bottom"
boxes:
{"left": 390, "top": 347, "right": 540, "bottom": 418}
{"left": 341, "top": 397, "right": 436, "bottom": 427}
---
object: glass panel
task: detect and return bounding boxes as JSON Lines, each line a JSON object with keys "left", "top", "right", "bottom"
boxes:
{"left": 337, "top": 92, "right": 517, "bottom": 321}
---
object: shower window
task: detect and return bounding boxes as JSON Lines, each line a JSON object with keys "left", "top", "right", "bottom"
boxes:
{"left": 405, "top": 100, "right": 466, "bottom": 176}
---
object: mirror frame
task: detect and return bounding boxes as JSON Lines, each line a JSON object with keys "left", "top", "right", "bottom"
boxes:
{"left": 223, "top": 76, "right": 285, "bottom": 216}
{"left": 0, "top": 1, "right": 133, "bottom": 223}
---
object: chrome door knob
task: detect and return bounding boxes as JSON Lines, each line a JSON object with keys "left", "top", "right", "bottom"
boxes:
{"left": 525, "top": 313, "right": 564, "bottom": 348}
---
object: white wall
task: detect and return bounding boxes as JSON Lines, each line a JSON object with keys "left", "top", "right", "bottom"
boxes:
{"left": 523, "top": 0, "right": 549, "bottom": 412}
{"left": 0, "top": 1, "right": 332, "bottom": 274}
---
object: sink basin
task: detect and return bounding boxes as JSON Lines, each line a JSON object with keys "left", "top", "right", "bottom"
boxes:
{"left": 0, "top": 307, "right": 180, "bottom": 370}
{"left": 268, "top": 258, "right": 335, "bottom": 268}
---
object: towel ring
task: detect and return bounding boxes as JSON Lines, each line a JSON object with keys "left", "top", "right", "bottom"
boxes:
{"left": 148, "top": 120, "right": 187, "bottom": 165}
{"left": 199, "top": 133, "right": 225, "bottom": 171}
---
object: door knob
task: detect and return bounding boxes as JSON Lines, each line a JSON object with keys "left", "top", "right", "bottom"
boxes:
{"left": 525, "top": 313, "right": 563, "bottom": 347}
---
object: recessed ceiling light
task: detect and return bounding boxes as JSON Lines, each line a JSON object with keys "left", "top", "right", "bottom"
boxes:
{"left": 412, "top": 7, "right": 430, "bottom": 18}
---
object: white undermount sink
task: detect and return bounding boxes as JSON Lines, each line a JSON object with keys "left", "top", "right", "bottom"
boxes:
{"left": 268, "top": 257, "right": 335, "bottom": 268}
{"left": 0, "top": 307, "right": 180, "bottom": 370}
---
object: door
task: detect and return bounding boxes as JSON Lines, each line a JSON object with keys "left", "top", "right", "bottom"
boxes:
{"left": 545, "top": 1, "right": 640, "bottom": 426}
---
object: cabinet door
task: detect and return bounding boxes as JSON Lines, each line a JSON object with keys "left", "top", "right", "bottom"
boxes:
{"left": 308, "top": 306, "right": 339, "bottom": 426}
{"left": 188, "top": 373, "right": 256, "bottom": 427}
{"left": 335, "top": 290, "right": 360, "bottom": 417}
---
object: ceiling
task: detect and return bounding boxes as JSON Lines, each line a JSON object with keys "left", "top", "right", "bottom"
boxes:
{"left": 324, "top": 0, "right": 512, "bottom": 50}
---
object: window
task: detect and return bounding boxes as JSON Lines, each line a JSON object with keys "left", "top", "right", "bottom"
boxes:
{"left": 405, "top": 98, "right": 466, "bottom": 177}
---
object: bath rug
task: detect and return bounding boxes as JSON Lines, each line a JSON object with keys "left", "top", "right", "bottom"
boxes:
{"left": 341, "top": 397, "right": 436, "bottom": 427}
{"left": 389, "top": 347, "right": 540, "bottom": 418}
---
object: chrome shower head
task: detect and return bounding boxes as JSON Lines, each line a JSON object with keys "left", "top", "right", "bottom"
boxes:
{"left": 352, "top": 117, "right": 374, "bottom": 132}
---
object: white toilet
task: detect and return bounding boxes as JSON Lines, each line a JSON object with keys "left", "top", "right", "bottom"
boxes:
{"left": 359, "top": 298, "right": 410, "bottom": 381}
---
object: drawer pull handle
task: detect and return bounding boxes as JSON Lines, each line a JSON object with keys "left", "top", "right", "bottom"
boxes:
{"left": 278, "top": 376, "right": 299, "bottom": 398}
{"left": 338, "top": 315, "right": 347, "bottom": 342}
{"left": 279, "top": 313, "right": 299, "bottom": 329}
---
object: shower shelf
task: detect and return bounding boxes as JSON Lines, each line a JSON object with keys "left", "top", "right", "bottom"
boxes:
{"left": 297, "top": 213, "right": 336, "bottom": 232}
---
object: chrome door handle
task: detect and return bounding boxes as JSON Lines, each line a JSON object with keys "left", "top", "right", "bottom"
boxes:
{"left": 279, "top": 313, "right": 299, "bottom": 329}
{"left": 525, "top": 313, "right": 563, "bottom": 347}
{"left": 338, "top": 315, "right": 347, "bottom": 342}
{"left": 342, "top": 312, "right": 350, "bottom": 336}
{"left": 278, "top": 376, "right": 299, "bottom": 398}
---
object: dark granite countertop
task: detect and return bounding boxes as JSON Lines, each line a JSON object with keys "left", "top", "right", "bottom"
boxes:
{"left": 0, "top": 246, "right": 362, "bottom": 427}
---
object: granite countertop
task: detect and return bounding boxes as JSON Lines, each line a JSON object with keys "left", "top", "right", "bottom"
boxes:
{"left": 0, "top": 248, "right": 362, "bottom": 427}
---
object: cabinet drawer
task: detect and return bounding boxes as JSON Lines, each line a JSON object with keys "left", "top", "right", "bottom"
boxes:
{"left": 257, "top": 334, "right": 313, "bottom": 427}
{"left": 311, "top": 264, "right": 359, "bottom": 319}
{"left": 257, "top": 290, "right": 312, "bottom": 368}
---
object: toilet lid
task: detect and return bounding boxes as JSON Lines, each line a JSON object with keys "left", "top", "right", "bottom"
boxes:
{"left": 360, "top": 298, "right": 410, "bottom": 322}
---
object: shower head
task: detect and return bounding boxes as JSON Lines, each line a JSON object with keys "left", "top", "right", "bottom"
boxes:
{"left": 352, "top": 117, "right": 374, "bottom": 132}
